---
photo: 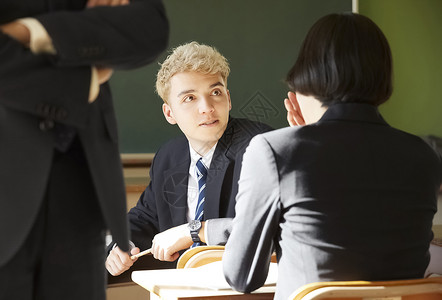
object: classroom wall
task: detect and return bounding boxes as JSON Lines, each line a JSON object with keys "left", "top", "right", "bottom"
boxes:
{"left": 359, "top": 0, "right": 442, "bottom": 224}
{"left": 359, "top": 0, "right": 442, "bottom": 138}
{"left": 436, "top": 196, "right": 442, "bottom": 225}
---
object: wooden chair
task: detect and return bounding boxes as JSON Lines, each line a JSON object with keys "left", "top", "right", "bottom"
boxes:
{"left": 176, "top": 246, "right": 225, "bottom": 269}
{"left": 176, "top": 246, "right": 278, "bottom": 269}
{"left": 289, "top": 277, "right": 442, "bottom": 300}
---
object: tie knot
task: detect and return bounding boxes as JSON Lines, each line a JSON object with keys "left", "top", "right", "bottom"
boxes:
{"left": 196, "top": 158, "right": 207, "bottom": 178}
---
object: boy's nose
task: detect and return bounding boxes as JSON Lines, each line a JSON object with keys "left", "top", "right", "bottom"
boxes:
{"left": 199, "top": 97, "right": 215, "bottom": 113}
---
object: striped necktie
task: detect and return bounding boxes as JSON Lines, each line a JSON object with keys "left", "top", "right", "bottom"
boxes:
{"left": 193, "top": 157, "right": 207, "bottom": 247}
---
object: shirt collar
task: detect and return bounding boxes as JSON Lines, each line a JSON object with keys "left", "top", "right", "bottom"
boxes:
{"left": 189, "top": 142, "right": 217, "bottom": 170}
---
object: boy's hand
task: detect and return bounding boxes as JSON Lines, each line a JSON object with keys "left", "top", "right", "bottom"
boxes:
{"left": 151, "top": 224, "right": 193, "bottom": 262}
{"left": 106, "top": 246, "right": 140, "bottom": 276}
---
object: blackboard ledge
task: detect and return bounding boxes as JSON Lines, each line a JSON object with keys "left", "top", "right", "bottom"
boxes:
{"left": 121, "top": 153, "right": 154, "bottom": 168}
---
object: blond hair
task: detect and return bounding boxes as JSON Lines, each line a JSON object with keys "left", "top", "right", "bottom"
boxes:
{"left": 156, "top": 41, "right": 230, "bottom": 102}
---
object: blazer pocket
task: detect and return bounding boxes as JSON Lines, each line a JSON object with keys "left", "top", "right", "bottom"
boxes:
{"left": 103, "top": 111, "right": 119, "bottom": 143}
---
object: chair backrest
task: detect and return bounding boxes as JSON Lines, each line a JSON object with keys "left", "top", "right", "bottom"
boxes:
{"left": 176, "top": 246, "right": 279, "bottom": 269}
{"left": 289, "top": 277, "right": 442, "bottom": 300}
{"left": 176, "top": 246, "right": 225, "bottom": 269}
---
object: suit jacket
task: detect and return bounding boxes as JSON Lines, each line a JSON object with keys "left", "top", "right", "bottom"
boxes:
{"left": 223, "top": 103, "right": 442, "bottom": 300}
{"left": 0, "top": 0, "right": 168, "bottom": 267}
{"left": 127, "top": 117, "right": 272, "bottom": 252}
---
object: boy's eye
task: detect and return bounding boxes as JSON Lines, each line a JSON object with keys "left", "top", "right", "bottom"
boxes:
{"left": 184, "top": 95, "right": 195, "bottom": 102}
{"left": 212, "top": 90, "right": 221, "bottom": 96}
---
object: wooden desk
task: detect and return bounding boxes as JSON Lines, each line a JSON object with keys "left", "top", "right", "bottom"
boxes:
{"left": 129, "top": 226, "right": 442, "bottom": 300}
{"left": 131, "top": 282, "right": 275, "bottom": 300}
{"left": 131, "top": 262, "right": 276, "bottom": 300}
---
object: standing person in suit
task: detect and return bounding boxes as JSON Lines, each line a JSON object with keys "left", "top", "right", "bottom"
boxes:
{"left": 223, "top": 12, "right": 442, "bottom": 300}
{"left": 0, "top": 0, "right": 168, "bottom": 299}
{"left": 105, "top": 41, "right": 272, "bottom": 276}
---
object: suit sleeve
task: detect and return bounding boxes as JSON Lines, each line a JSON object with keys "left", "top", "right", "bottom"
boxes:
{"left": 127, "top": 154, "right": 161, "bottom": 251}
{"left": 223, "top": 135, "right": 281, "bottom": 293}
{"left": 0, "top": 33, "right": 92, "bottom": 127}
{"left": 205, "top": 218, "right": 233, "bottom": 245}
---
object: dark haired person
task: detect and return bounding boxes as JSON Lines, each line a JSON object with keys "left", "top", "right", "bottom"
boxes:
{"left": 223, "top": 12, "right": 442, "bottom": 300}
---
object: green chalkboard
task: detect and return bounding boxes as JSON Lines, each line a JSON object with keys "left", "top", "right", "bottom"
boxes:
{"left": 111, "top": 0, "right": 352, "bottom": 153}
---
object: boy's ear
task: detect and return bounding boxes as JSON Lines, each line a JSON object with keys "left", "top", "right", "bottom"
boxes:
{"left": 227, "top": 90, "right": 232, "bottom": 111}
{"left": 162, "top": 103, "right": 177, "bottom": 125}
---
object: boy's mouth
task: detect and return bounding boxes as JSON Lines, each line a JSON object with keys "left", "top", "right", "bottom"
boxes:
{"left": 199, "top": 120, "right": 218, "bottom": 126}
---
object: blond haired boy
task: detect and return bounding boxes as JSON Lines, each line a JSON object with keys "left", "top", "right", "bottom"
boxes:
{"left": 106, "top": 42, "right": 272, "bottom": 276}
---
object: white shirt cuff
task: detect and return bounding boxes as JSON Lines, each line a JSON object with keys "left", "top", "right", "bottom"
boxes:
{"left": 17, "top": 18, "right": 56, "bottom": 54}
{"left": 112, "top": 240, "right": 136, "bottom": 251}
{"left": 204, "top": 219, "right": 210, "bottom": 245}
{"left": 89, "top": 67, "right": 100, "bottom": 102}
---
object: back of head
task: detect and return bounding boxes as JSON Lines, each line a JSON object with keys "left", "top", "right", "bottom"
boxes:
{"left": 286, "top": 12, "right": 393, "bottom": 106}
{"left": 156, "top": 41, "right": 230, "bottom": 103}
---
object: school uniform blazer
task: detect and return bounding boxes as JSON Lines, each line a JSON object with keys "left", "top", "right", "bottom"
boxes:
{"left": 0, "top": 0, "right": 168, "bottom": 267}
{"left": 127, "top": 117, "right": 273, "bottom": 251}
{"left": 223, "top": 103, "right": 442, "bottom": 300}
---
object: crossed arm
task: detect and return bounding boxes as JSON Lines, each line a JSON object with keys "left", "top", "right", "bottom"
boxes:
{"left": 0, "top": 0, "right": 168, "bottom": 128}
{"left": 0, "top": 0, "right": 129, "bottom": 95}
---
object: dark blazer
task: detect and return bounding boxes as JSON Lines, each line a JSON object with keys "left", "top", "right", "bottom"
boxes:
{"left": 127, "top": 117, "right": 272, "bottom": 251}
{"left": 0, "top": 0, "right": 168, "bottom": 267}
{"left": 224, "top": 103, "right": 442, "bottom": 300}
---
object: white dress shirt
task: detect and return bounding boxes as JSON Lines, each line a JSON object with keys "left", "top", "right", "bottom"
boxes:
{"left": 186, "top": 142, "right": 216, "bottom": 222}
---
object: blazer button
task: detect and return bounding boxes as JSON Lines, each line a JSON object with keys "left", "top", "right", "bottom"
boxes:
{"left": 39, "top": 119, "right": 55, "bottom": 131}
{"left": 36, "top": 103, "right": 51, "bottom": 117}
{"left": 55, "top": 108, "right": 68, "bottom": 120}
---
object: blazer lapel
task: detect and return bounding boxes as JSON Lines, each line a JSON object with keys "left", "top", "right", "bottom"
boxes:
{"left": 204, "top": 122, "right": 234, "bottom": 220}
{"left": 162, "top": 156, "right": 190, "bottom": 227}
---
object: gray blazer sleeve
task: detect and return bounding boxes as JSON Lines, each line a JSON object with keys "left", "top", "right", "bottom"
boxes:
{"left": 223, "top": 135, "right": 281, "bottom": 293}
{"left": 205, "top": 218, "right": 233, "bottom": 245}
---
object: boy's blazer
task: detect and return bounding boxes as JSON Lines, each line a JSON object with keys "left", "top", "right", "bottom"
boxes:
{"left": 127, "top": 117, "right": 273, "bottom": 251}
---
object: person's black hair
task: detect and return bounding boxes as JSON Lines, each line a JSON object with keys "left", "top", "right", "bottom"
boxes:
{"left": 286, "top": 12, "right": 392, "bottom": 106}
